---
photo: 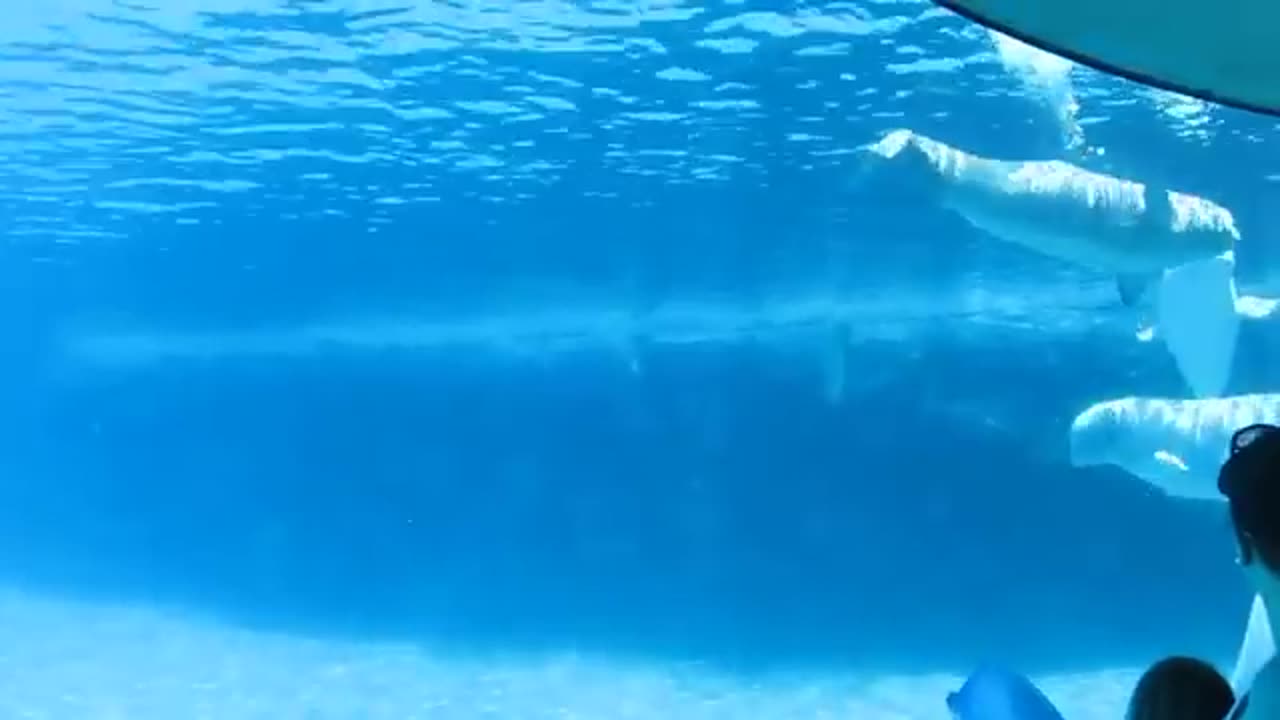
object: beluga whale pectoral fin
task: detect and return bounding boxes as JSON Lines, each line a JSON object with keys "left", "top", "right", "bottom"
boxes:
{"left": 1152, "top": 449, "right": 1189, "bottom": 472}
{"left": 1155, "top": 251, "right": 1241, "bottom": 399}
{"left": 1118, "top": 275, "right": 1160, "bottom": 343}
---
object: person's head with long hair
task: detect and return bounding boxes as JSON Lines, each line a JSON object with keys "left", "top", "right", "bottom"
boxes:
{"left": 1126, "top": 655, "right": 1234, "bottom": 720}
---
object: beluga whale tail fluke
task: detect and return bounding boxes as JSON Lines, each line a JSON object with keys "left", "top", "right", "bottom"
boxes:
{"left": 851, "top": 128, "right": 1243, "bottom": 397}
{"left": 1154, "top": 251, "right": 1241, "bottom": 398}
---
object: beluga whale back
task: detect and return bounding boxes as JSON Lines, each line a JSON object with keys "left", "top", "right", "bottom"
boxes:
{"left": 854, "top": 128, "right": 1239, "bottom": 283}
{"left": 854, "top": 128, "right": 1244, "bottom": 398}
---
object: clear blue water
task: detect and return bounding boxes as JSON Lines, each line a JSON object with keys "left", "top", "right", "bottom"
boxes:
{"left": 1, "top": 1, "right": 1278, "bottom": 717}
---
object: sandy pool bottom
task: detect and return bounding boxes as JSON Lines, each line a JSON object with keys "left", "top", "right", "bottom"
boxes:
{"left": 0, "top": 589, "right": 1144, "bottom": 720}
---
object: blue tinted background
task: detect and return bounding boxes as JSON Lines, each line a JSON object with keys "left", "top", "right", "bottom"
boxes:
{"left": 1, "top": 0, "right": 1278, "bottom": 680}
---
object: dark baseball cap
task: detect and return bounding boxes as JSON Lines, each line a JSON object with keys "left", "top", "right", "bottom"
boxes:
{"left": 1219, "top": 424, "right": 1280, "bottom": 545}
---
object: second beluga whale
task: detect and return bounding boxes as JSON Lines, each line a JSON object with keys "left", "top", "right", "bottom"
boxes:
{"left": 1069, "top": 393, "right": 1280, "bottom": 502}
{"left": 1069, "top": 392, "right": 1280, "bottom": 696}
{"left": 853, "top": 128, "right": 1244, "bottom": 398}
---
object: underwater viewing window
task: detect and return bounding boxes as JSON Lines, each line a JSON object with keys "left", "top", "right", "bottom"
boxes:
{"left": 0, "top": 1, "right": 1278, "bottom": 718}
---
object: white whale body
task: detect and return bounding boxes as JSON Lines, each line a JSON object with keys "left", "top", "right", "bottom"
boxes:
{"left": 854, "top": 129, "right": 1240, "bottom": 280}
{"left": 854, "top": 128, "right": 1243, "bottom": 398}
{"left": 1069, "top": 392, "right": 1279, "bottom": 696}
{"left": 1068, "top": 393, "right": 1280, "bottom": 502}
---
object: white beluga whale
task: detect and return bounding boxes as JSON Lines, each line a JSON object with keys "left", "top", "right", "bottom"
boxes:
{"left": 1068, "top": 394, "right": 1280, "bottom": 502}
{"left": 1069, "top": 392, "right": 1280, "bottom": 695}
{"left": 854, "top": 128, "right": 1244, "bottom": 398}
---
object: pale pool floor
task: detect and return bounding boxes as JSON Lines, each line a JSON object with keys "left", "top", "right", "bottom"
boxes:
{"left": 0, "top": 589, "right": 1142, "bottom": 720}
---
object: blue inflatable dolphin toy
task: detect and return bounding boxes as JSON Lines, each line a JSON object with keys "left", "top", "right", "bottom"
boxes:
{"left": 946, "top": 666, "right": 1066, "bottom": 720}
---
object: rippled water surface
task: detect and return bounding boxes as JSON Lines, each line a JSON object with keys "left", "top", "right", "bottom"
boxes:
{"left": 1, "top": 1, "right": 1259, "bottom": 249}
